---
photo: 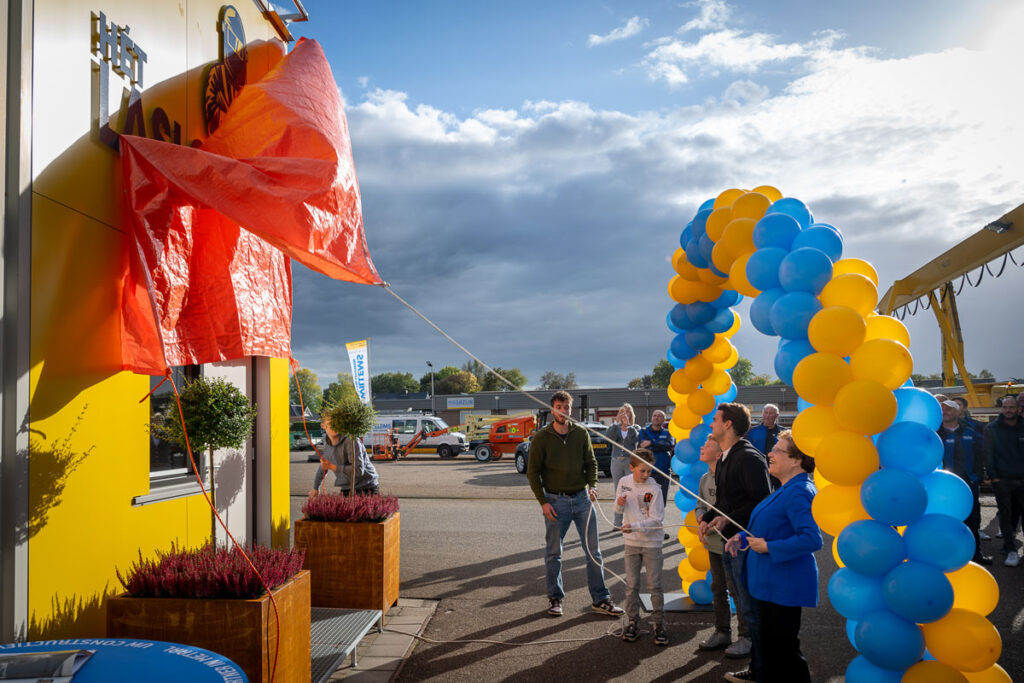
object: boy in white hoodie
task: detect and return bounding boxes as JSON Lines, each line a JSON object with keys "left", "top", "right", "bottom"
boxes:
{"left": 615, "top": 448, "right": 667, "bottom": 644}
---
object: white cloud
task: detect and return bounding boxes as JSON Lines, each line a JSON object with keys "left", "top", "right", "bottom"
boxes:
{"left": 357, "top": 76, "right": 369, "bottom": 88}
{"left": 678, "top": 0, "right": 731, "bottom": 34}
{"left": 644, "top": 29, "right": 809, "bottom": 84}
{"left": 588, "top": 16, "right": 649, "bottom": 47}
{"left": 723, "top": 79, "right": 769, "bottom": 105}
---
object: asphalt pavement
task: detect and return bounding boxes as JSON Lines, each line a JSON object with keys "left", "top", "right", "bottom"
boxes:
{"left": 290, "top": 451, "right": 1023, "bottom": 682}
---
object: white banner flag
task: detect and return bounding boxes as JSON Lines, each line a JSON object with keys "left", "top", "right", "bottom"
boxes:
{"left": 345, "top": 339, "right": 372, "bottom": 404}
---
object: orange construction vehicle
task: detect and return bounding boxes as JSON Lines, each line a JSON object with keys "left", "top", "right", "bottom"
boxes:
{"left": 370, "top": 424, "right": 457, "bottom": 461}
{"left": 470, "top": 415, "right": 536, "bottom": 462}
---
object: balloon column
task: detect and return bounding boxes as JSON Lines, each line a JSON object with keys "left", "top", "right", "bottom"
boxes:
{"left": 666, "top": 188, "right": 1006, "bottom": 681}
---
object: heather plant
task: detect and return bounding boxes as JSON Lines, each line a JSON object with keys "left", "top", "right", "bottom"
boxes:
{"left": 116, "top": 543, "right": 305, "bottom": 600}
{"left": 302, "top": 492, "right": 399, "bottom": 523}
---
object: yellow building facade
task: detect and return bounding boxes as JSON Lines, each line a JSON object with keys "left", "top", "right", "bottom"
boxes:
{"left": 2, "top": 1, "right": 303, "bottom": 641}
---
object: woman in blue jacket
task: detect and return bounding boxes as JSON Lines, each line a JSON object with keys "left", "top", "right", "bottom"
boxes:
{"left": 725, "top": 429, "right": 821, "bottom": 683}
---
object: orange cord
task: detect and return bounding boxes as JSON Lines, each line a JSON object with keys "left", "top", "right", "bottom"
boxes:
{"left": 166, "top": 373, "right": 283, "bottom": 683}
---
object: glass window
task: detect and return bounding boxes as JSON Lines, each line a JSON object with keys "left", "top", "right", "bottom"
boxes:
{"left": 394, "top": 419, "right": 417, "bottom": 434}
{"left": 150, "top": 365, "right": 204, "bottom": 485}
{"left": 422, "top": 420, "right": 440, "bottom": 432}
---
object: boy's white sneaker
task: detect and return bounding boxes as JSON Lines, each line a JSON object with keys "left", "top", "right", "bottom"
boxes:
{"left": 1006, "top": 551, "right": 1020, "bottom": 567}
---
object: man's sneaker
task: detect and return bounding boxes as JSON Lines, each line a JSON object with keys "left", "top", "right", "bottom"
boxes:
{"left": 724, "top": 636, "right": 751, "bottom": 659}
{"left": 997, "top": 528, "right": 1004, "bottom": 539}
{"left": 724, "top": 669, "right": 756, "bottom": 682}
{"left": 699, "top": 630, "right": 732, "bottom": 651}
{"left": 974, "top": 554, "right": 994, "bottom": 566}
{"left": 654, "top": 625, "right": 669, "bottom": 646}
{"left": 622, "top": 620, "right": 638, "bottom": 642}
{"left": 1006, "top": 551, "right": 1020, "bottom": 567}
{"left": 979, "top": 530, "right": 992, "bottom": 541}
{"left": 592, "top": 600, "right": 625, "bottom": 616}
{"left": 547, "top": 598, "right": 563, "bottom": 616}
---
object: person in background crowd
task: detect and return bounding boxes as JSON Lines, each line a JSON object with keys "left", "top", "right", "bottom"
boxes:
{"left": 984, "top": 395, "right": 1024, "bottom": 567}
{"left": 606, "top": 404, "right": 642, "bottom": 529}
{"left": 640, "top": 409, "right": 676, "bottom": 538}
{"left": 938, "top": 400, "right": 992, "bottom": 565}
{"left": 953, "top": 396, "right": 984, "bottom": 433}
{"left": 699, "top": 403, "right": 773, "bottom": 681}
{"left": 724, "top": 430, "right": 822, "bottom": 683}
{"left": 746, "top": 404, "right": 781, "bottom": 456}
{"left": 695, "top": 437, "right": 751, "bottom": 655}
{"left": 528, "top": 391, "right": 624, "bottom": 617}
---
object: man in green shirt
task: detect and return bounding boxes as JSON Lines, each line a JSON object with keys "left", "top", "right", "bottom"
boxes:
{"left": 527, "top": 390, "right": 624, "bottom": 618}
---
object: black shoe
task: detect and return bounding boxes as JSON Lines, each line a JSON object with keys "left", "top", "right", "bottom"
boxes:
{"left": 974, "top": 554, "right": 994, "bottom": 566}
{"left": 664, "top": 533, "right": 671, "bottom": 541}
{"left": 547, "top": 598, "right": 563, "bottom": 617}
{"left": 654, "top": 625, "right": 668, "bottom": 646}
{"left": 724, "top": 669, "right": 756, "bottom": 682}
{"left": 622, "top": 620, "right": 638, "bottom": 642}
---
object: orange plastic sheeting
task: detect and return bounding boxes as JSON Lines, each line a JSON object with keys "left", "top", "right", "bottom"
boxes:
{"left": 120, "top": 38, "right": 382, "bottom": 374}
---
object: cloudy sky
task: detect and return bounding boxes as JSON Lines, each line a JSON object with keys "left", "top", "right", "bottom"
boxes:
{"left": 288, "top": 0, "right": 1024, "bottom": 389}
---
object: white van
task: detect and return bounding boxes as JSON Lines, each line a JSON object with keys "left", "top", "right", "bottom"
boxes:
{"left": 367, "top": 414, "right": 468, "bottom": 458}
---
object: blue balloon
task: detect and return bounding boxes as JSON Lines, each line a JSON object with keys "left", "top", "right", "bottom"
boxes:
{"left": 688, "top": 579, "right": 713, "bottom": 604}
{"left": 882, "top": 561, "right": 954, "bottom": 624}
{"left": 769, "top": 291, "right": 822, "bottom": 340}
{"left": 701, "top": 410, "right": 715, "bottom": 426}
{"left": 828, "top": 568, "right": 886, "bottom": 620}
{"left": 793, "top": 225, "right": 844, "bottom": 262}
{"left": 671, "top": 334, "right": 697, "bottom": 360}
{"left": 686, "top": 302, "right": 717, "bottom": 325}
{"left": 797, "top": 397, "right": 813, "bottom": 412}
{"left": 706, "top": 307, "right": 735, "bottom": 333}
{"left": 745, "top": 247, "right": 787, "bottom": 291}
{"left": 679, "top": 224, "right": 694, "bottom": 251}
{"left": 921, "top": 470, "right": 974, "bottom": 521}
{"left": 690, "top": 460, "right": 710, "bottom": 478}
{"left": 671, "top": 456, "right": 688, "bottom": 476}
{"left": 675, "top": 440, "right": 699, "bottom": 462}
{"left": 779, "top": 247, "right": 833, "bottom": 294}
{"left": 699, "top": 233, "right": 716, "bottom": 263}
{"left": 689, "top": 424, "right": 712, "bottom": 446}
{"left": 685, "top": 237, "right": 709, "bottom": 269}
{"left": 675, "top": 489, "right": 698, "bottom": 512}
{"left": 861, "top": 468, "right": 928, "bottom": 527}
{"left": 716, "top": 383, "right": 738, "bottom": 402}
{"left": 750, "top": 288, "right": 786, "bottom": 336}
{"left": 685, "top": 326, "right": 715, "bottom": 351}
{"left": 845, "top": 656, "right": 903, "bottom": 683}
{"left": 670, "top": 304, "right": 693, "bottom": 331}
{"left": 854, "top": 610, "right": 925, "bottom": 672}
{"left": 710, "top": 263, "right": 730, "bottom": 278}
{"left": 768, "top": 197, "right": 813, "bottom": 228}
{"left": 666, "top": 348, "right": 687, "bottom": 369}
{"left": 667, "top": 311, "right": 684, "bottom": 335}
{"left": 845, "top": 619, "right": 858, "bottom": 649}
{"left": 753, "top": 212, "right": 802, "bottom": 250}
{"left": 698, "top": 197, "right": 716, "bottom": 212}
{"left": 837, "top": 520, "right": 907, "bottom": 578}
{"left": 902, "top": 377, "right": 915, "bottom": 387}
{"left": 774, "top": 338, "right": 815, "bottom": 386}
{"left": 876, "top": 421, "right": 943, "bottom": 475}
{"left": 712, "top": 289, "right": 740, "bottom": 309}
{"left": 893, "top": 387, "right": 942, "bottom": 429}
{"left": 691, "top": 208, "right": 712, "bottom": 240}
{"left": 903, "top": 513, "right": 975, "bottom": 572}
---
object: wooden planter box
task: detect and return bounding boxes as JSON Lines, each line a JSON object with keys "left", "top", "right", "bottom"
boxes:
{"left": 294, "top": 512, "right": 400, "bottom": 613}
{"left": 107, "top": 569, "right": 311, "bottom": 683}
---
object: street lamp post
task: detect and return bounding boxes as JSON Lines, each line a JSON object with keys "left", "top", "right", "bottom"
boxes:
{"left": 645, "top": 391, "right": 651, "bottom": 423}
{"left": 426, "top": 361, "right": 434, "bottom": 413}
{"left": 494, "top": 395, "right": 499, "bottom": 415}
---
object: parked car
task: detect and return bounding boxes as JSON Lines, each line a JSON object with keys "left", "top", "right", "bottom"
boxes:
{"left": 514, "top": 421, "right": 612, "bottom": 477}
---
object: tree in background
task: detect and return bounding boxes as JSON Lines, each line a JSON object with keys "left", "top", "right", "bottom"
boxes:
{"left": 628, "top": 375, "right": 653, "bottom": 389}
{"left": 651, "top": 359, "right": 673, "bottom": 388}
{"left": 322, "top": 372, "right": 359, "bottom": 408}
{"left": 480, "top": 367, "right": 527, "bottom": 392}
{"left": 438, "top": 370, "right": 480, "bottom": 395}
{"left": 420, "top": 365, "right": 461, "bottom": 393}
{"left": 371, "top": 371, "right": 419, "bottom": 394}
{"left": 727, "top": 357, "right": 779, "bottom": 386}
{"left": 290, "top": 367, "right": 322, "bottom": 413}
{"left": 911, "top": 368, "right": 995, "bottom": 384}
{"left": 539, "top": 371, "right": 578, "bottom": 390}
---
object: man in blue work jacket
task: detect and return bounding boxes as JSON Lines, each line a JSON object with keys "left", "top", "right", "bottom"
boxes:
{"left": 938, "top": 399, "right": 991, "bottom": 565}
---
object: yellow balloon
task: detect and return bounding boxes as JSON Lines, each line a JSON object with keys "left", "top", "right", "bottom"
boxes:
{"left": 820, "top": 273, "right": 878, "bottom": 317}
{"left": 722, "top": 311, "right": 742, "bottom": 338}
{"left": 864, "top": 313, "right": 911, "bottom": 348}
{"left": 714, "top": 346, "right": 740, "bottom": 370}
{"left": 850, "top": 338, "right": 914, "bottom": 390}
{"left": 731, "top": 192, "right": 772, "bottom": 222}
{"left": 703, "top": 368, "right": 732, "bottom": 395}
{"left": 963, "top": 664, "right": 1013, "bottom": 682}
{"left": 832, "top": 536, "right": 844, "bottom": 568}
{"left": 792, "top": 352, "right": 853, "bottom": 406}
{"left": 833, "top": 379, "right": 897, "bottom": 435}
{"left": 688, "top": 389, "right": 716, "bottom": 417}
{"left": 814, "top": 431, "right": 879, "bottom": 486}
{"left": 711, "top": 241, "right": 737, "bottom": 274}
{"left": 808, "top": 306, "right": 866, "bottom": 357}
{"left": 684, "top": 355, "right": 714, "bottom": 383}
{"left": 685, "top": 509, "right": 699, "bottom": 527}
{"left": 667, "top": 384, "right": 684, "bottom": 405}
{"left": 668, "top": 422, "right": 690, "bottom": 441}
{"left": 677, "top": 557, "right": 706, "bottom": 583}
{"left": 751, "top": 185, "right": 783, "bottom": 202}
{"left": 922, "top": 608, "right": 1002, "bottom": 673}
{"left": 688, "top": 545, "right": 711, "bottom": 572}
{"left": 694, "top": 281, "right": 725, "bottom": 302}
{"left": 728, "top": 253, "right": 760, "bottom": 297}
{"left": 679, "top": 525, "right": 700, "bottom": 546}
{"left": 669, "top": 275, "right": 698, "bottom": 304}
{"left": 671, "top": 369, "right": 700, "bottom": 394}
{"left": 903, "top": 660, "right": 968, "bottom": 683}
{"left": 833, "top": 257, "right": 879, "bottom": 286}
{"left": 672, "top": 405, "right": 701, "bottom": 429}
{"left": 703, "top": 336, "right": 733, "bottom": 364}
{"left": 791, "top": 405, "right": 841, "bottom": 455}
{"left": 947, "top": 562, "right": 1000, "bottom": 616}
{"left": 698, "top": 267, "right": 729, "bottom": 285}
{"left": 714, "top": 188, "right": 745, "bottom": 209}
{"left": 706, "top": 207, "right": 733, "bottom": 241}
{"left": 721, "top": 217, "right": 757, "bottom": 258}
{"left": 812, "top": 484, "right": 870, "bottom": 537}
{"left": 815, "top": 467, "right": 834, "bottom": 490}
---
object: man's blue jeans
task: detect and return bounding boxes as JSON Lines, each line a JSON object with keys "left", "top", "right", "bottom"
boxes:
{"left": 544, "top": 490, "right": 611, "bottom": 604}
{"left": 723, "top": 549, "right": 761, "bottom": 677}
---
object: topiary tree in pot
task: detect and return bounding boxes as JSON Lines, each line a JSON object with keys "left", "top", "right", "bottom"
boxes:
{"left": 152, "top": 376, "right": 256, "bottom": 542}
{"left": 321, "top": 396, "right": 376, "bottom": 496}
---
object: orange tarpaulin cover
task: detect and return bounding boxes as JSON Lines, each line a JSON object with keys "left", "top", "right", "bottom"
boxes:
{"left": 120, "top": 38, "right": 382, "bottom": 375}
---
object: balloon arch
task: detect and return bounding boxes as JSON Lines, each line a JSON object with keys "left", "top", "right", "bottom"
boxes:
{"left": 664, "top": 187, "right": 1006, "bottom": 681}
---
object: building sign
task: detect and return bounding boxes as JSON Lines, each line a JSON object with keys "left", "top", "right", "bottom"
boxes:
{"left": 447, "top": 397, "right": 475, "bottom": 410}
{"left": 204, "top": 6, "right": 248, "bottom": 134}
